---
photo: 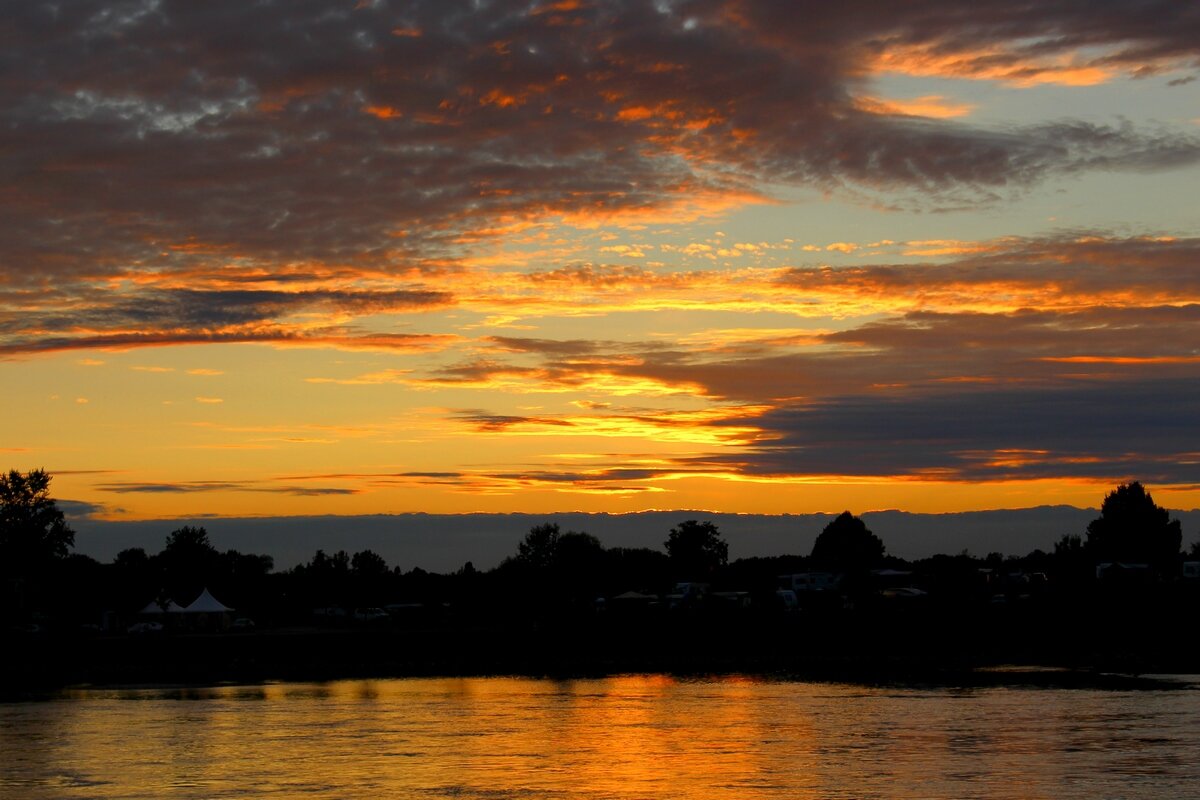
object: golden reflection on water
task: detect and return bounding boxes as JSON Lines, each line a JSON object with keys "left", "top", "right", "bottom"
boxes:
{"left": 3, "top": 676, "right": 1200, "bottom": 799}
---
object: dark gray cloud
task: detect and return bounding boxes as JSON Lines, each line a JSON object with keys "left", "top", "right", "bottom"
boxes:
{"left": 709, "top": 377, "right": 1200, "bottom": 483}
{"left": 713, "top": 0, "right": 1200, "bottom": 71}
{"left": 4, "top": 287, "right": 449, "bottom": 333}
{"left": 57, "top": 498, "right": 107, "bottom": 520}
{"left": 0, "top": 281, "right": 454, "bottom": 355}
{"left": 2, "top": 0, "right": 1197, "bottom": 286}
{"left": 491, "top": 301, "right": 1196, "bottom": 405}
{"left": 778, "top": 235, "right": 1200, "bottom": 298}
{"left": 823, "top": 305, "right": 1200, "bottom": 362}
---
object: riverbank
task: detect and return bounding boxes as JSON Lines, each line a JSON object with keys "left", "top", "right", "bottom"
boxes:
{"left": 5, "top": 609, "right": 1198, "bottom": 697}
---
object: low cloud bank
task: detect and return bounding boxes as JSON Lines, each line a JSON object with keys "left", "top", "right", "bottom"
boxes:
{"left": 69, "top": 507, "right": 1200, "bottom": 573}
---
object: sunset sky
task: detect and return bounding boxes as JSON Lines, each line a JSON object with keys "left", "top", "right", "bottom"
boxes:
{"left": 4, "top": 0, "right": 1200, "bottom": 524}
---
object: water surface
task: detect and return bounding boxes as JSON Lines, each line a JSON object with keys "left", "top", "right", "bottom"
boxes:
{"left": 2, "top": 676, "right": 1198, "bottom": 799}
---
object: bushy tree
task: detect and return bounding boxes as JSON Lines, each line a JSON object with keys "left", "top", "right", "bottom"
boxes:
{"left": 553, "top": 531, "right": 606, "bottom": 603}
{"left": 347, "top": 549, "right": 390, "bottom": 607}
{"left": 284, "top": 549, "right": 353, "bottom": 611}
{"left": 554, "top": 531, "right": 603, "bottom": 566}
{"left": 516, "top": 523, "right": 561, "bottom": 570}
{"left": 164, "top": 525, "right": 213, "bottom": 554}
{"left": 1085, "top": 482, "right": 1181, "bottom": 575}
{"left": 0, "top": 468, "right": 75, "bottom": 572}
{"left": 351, "top": 549, "right": 388, "bottom": 576}
{"left": 1054, "top": 533, "right": 1085, "bottom": 558}
{"left": 159, "top": 525, "right": 218, "bottom": 602}
{"left": 310, "top": 548, "right": 351, "bottom": 575}
{"left": 1052, "top": 533, "right": 1091, "bottom": 584}
{"left": 214, "top": 549, "right": 275, "bottom": 613}
{"left": 665, "top": 520, "right": 728, "bottom": 579}
{"left": 810, "top": 511, "right": 885, "bottom": 571}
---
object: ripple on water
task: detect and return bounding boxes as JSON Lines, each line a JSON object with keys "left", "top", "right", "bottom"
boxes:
{"left": 0, "top": 677, "right": 1198, "bottom": 800}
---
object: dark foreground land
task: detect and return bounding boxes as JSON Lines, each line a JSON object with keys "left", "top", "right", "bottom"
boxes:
{"left": 7, "top": 477, "right": 1197, "bottom": 696}
{"left": 6, "top": 603, "right": 1199, "bottom": 697}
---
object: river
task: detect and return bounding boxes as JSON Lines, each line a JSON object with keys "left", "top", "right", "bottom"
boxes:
{"left": 2, "top": 675, "right": 1198, "bottom": 799}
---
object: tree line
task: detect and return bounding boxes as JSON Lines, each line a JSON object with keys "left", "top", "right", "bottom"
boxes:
{"left": 2, "top": 468, "right": 1197, "bottom": 631}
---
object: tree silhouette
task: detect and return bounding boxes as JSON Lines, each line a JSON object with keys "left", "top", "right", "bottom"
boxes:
{"left": 516, "top": 523, "right": 561, "bottom": 570}
{"left": 0, "top": 468, "right": 74, "bottom": 572}
{"left": 665, "top": 520, "right": 728, "bottom": 579}
{"left": 1052, "top": 533, "right": 1091, "bottom": 585}
{"left": 555, "top": 531, "right": 603, "bottom": 569}
{"left": 1054, "top": 533, "right": 1084, "bottom": 558}
{"left": 1085, "top": 482, "right": 1181, "bottom": 575}
{"left": 351, "top": 549, "right": 388, "bottom": 576}
{"left": 553, "top": 531, "right": 605, "bottom": 603}
{"left": 160, "top": 525, "right": 218, "bottom": 601}
{"left": 348, "top": 549, "right": 389, "bottom": 606}
{"left": 164, "top": 525, "right": 215, "bottom": 556}
{"left": 810, "top": 511, "right": 885, "bottom": 571}
{"left": 291, "top": 549, "right": 354, "bottom": 609}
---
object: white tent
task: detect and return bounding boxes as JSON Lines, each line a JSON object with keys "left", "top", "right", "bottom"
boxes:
{"left": 138, "top": 599, "right": 184, "bottom": 614}
{"left": 182, "top": 587, "right": 234, "bottom": 613}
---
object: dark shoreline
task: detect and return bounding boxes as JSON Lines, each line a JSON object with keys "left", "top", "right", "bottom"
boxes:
{"left": 7, "top": 613, "right": 1199, "bottom": 699}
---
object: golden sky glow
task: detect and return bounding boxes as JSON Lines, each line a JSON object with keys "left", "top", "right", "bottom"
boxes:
{"left": 3, "top": 1, "right": 1200, "bottom": 527}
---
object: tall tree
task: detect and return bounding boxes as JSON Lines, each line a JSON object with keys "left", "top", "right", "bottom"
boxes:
{"left": 0, "top": 468, "right": 75, "bottom": 572}
{"left": 1085, "top": 482, "right": 1181, "bottom": 575}
{"left": 810, "top": 511, "right": 885, "bottom": 571}
{"left": 665, "top": 520, "right": 728, "bottom": 580}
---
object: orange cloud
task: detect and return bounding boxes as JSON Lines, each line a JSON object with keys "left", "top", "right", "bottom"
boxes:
{"left": 454, "top": 404, "right": 767, "bottom": 448}
{"left": 867, "top": 43, "right": 1120, "bottom": 87}
{"left": 362, "top": 105, "right": 404, "bottom": 119}
{"left": 306, "top": 368, "right": 413, "bottom": 386}
{"left": 854, "top": 94, "right": 976, "bottom": 119}
{"left": 1039, "top": 355, "right": 1200, "bottom": 365}
{"left": 407, "top": 360, "right": 709, "bottom": 399}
